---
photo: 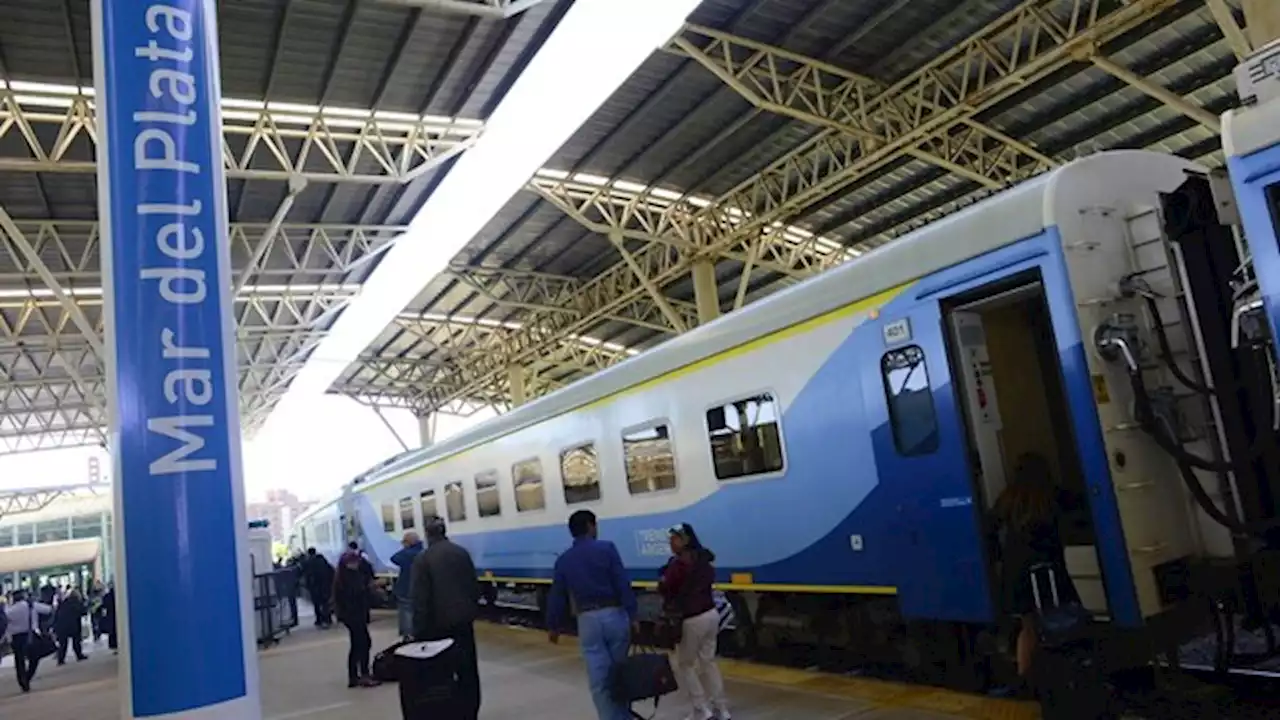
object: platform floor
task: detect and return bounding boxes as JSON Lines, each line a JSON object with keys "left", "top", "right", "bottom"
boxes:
{"left": 0, "top": 616, "right": 1034, "bottom": 719}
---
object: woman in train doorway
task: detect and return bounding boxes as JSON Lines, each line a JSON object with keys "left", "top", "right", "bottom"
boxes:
{"left": 332, "top": 550, "right": 381, "bottom": 689}
{"left": 660, "top": 523, "right": 731, "bottom": 720}
{"left": 992, "top": 452, "right": 1080, "bottom": 680}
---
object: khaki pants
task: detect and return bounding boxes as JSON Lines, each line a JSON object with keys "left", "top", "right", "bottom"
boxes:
{"left": 676, "top": 608, "right": 728, "bottom": 714}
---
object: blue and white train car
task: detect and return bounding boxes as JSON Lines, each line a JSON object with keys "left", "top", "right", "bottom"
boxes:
{"left": 298, "top": 150, "right": 1238, "bottom": 670}
{"left": 1225, "top": 42, "right": 1280, "bottom": 359}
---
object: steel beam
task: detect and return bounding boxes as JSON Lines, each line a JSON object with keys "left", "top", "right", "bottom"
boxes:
{"left": 444, "top": 264, "right": 698, "bottom": 334}
{"left": 1204, "top": 0, "right": 1253, "bottom": 59}
{"left": 335, "top": 312, "right": 634, "bottom": 410}
{"left": 0, "top": 88, "right": 482, "bottom": 183}
{"left": 665, "top": 22, "right": 1057, "bottom": 190}
{"left": 371, "top": 0, "right": 548, "bottom": 18}
{"left": 1088, "top": 53, "right": 1221, "bottom": 132}
{"left": 0, "top": 220, "right": 403, "bottom": 284}
{"left": 1243, "top": 0, "right": 1280, "bottom": 48}
{"left": 405, "top": 0, "right": 1178, "bottom": 414}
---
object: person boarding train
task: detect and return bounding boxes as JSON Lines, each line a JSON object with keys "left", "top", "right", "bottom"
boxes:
{"left": 547, "top": 510, "right": 638, "bottom": 720}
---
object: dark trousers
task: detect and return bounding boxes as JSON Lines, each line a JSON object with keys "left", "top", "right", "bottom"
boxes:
{"left": 313, "top": 589, "right": 333, "bottom": 627}
{"left": 10, "top": 632, "right": 40, "bottom": 690}
{"left": 447, "top": 623, "right": 480, "bottom": 720}
{"left": 57, "top": 631, "right": 85, "bottom": 663}
{"left": 346, "top": 622, "right": 372, "bottom": 682}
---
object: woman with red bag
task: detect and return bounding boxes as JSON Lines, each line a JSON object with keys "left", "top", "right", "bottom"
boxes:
{"left": 659, "top": 523, "right": 731, "bottom": 720}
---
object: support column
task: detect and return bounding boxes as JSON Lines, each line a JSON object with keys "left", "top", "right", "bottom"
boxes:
{"left": 1244, "top": 0, "right": 1280, "bottom": 48}
{"left": 418, "top": 412, "right": 436, "bottom": 448}
{"left": 508, "top": 364, "right": 527, "bottom": 407}
{"left": 692, "top": 260, "right": 721, "bottom": 325}
{"left": 92, "top": 2, "right": 260, "bottom": 719}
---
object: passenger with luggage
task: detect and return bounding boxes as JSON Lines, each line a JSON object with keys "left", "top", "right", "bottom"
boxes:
{"left": 333, "top": 550, "right": 381, "bottom": 688}
{"left": 660, "top": 523, "right": 731, "bottom": 720}
{"left": 410, "top": 516, "right": 481, "bottom": 720}
{"left": 5, "top": 589, "right": 54, "bottom": 692}
{"left": 546, "top": 510, "right": 637, "bottom": 720}
{"left": 990, "top": 453, "right": 1083, "bottom": 677}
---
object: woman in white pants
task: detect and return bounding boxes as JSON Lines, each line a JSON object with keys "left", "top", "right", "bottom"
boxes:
{"left": 660, "top": 523, "right": 730, "bottom": 720}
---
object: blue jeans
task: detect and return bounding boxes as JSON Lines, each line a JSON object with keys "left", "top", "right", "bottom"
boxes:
{"left": 397, "top": 598, "right": 413, "bottom": 638}
{"left": 578, "top": 607, "right": 631, "bottom": 720}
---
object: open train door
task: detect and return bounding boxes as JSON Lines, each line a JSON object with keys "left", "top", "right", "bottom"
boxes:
{"left": 859, "top": 300, "right": 996, "bottom": 624}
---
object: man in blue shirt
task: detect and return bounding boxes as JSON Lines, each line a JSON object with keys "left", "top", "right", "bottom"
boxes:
{"left": 547, "top": 510, "right": 636, "bottom": 720}
{"left": 390, "top": 530, "right": 424, "bottom": 640}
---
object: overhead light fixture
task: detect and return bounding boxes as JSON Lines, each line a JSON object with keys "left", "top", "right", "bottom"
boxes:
{"left": 276, "top": 0, "right": 705, "bottom": 415}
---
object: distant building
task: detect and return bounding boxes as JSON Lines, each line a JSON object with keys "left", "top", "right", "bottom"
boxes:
{"left": 245, "top": 489, "right": 314, "bottom": 544}
{"left": 0, "top": 492, "right": 113, "bottom": 589}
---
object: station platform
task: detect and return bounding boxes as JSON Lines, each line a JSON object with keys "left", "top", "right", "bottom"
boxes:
{"left": 0, "top": 615, "right": 1034, "bottom": 720}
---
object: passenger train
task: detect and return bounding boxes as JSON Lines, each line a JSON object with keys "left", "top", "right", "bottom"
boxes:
{"left": 292, "top": 47, "right": 1280, "bottom": 685}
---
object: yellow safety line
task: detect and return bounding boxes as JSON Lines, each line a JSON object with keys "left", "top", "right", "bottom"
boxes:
{"left": 475, "top": 621, "right": 1037, "bottom": 720}
{"left": 476, "top": 574, "right": 897, "bottom": 596}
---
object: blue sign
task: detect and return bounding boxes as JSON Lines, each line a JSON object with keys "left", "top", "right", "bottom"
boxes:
{"left": 91, "top": 1, "right": 258, "bottom": 717}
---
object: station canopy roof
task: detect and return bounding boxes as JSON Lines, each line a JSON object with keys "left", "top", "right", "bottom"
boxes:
{"left": 0, "top": 536, "right": 101, "bottom": 575}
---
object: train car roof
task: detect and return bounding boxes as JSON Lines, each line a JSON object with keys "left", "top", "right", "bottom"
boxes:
{"left": 355, "top": 150, "right": 1197, "bottom": 489}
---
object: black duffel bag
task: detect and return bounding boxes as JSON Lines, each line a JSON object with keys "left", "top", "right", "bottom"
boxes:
{"left": 610, "top": 643, "right": 678, "bottom": 719}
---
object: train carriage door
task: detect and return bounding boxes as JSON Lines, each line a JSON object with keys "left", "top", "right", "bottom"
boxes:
{"left": 861, "top": 303, "right": 995, "bottom": 623}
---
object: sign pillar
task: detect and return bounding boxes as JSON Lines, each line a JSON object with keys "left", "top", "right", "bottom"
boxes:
{"left": 91, "top": 1, "right": 260, "bottom": 718}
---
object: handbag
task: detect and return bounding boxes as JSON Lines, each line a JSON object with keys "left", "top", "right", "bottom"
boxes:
{"left": 609, "top": 643, "right": 678, "bottom": 719}
{"left": 27, "top": 632, "right": 57, "bottom": 661}
{"left": 23, "top": 601, "right": 57, "bottom": 661}
{"left": 652, "top": 606, "right": 683, "bottom": 651}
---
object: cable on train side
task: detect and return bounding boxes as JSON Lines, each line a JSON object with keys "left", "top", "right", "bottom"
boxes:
{"left": 1095, "top": 305, "right": 1280, "bottom": 539}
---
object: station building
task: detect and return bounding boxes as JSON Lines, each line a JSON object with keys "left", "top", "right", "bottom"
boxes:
{"left": 0, "top": 493, "right": 112, "bottom": 592}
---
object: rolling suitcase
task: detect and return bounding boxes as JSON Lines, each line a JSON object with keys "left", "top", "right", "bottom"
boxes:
{"left": 1027, "top": 563, "right": 1114, "bottom": 720}
{"left": 397, "top": 638, "right": 464, "bottom": 720}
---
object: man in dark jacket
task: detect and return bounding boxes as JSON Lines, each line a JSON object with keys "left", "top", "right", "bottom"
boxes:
{"left": 411, "top": 517, "right": 480, "bottom": 720}
{"left": 304, "top": 548, "right": 335, "bottom": 628}
{"left": 54, "top": 589, "right": 88, "bottom": 664}
{"left": 391, "top": 531, "right": 424, "bottom": 640}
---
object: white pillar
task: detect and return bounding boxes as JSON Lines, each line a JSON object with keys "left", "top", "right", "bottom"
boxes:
{"left": 692, "top": 260, "right": 721, "bottom": 324}
{"left": 418, "top": 412, "right": 436, "bottom": 447}
{"left": 92, "top": 1, "right": 260, "bottom": 718}
{"left": 1245, "top": 0, "right": 1280, "bottom": 48}
{"left": 508, "top": 364, "right": 527, "bottom": 407}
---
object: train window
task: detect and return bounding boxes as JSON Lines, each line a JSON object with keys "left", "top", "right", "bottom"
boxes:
{"left": 398, "top": 497, "right": 415, "bottom": 530}
{"left": 1269, "top": 183, "right": 1280, "bottom": 241}
{"left": 880, "top": 345, "right": 940, "bottom": 456}
{"left": 475, "top": 470, "right": 502, "bottom": 517}
{"left": 420, "top": 489, "right": 438, "bottom": 523}
{"left": 622, "top": 423, "right": 678, "bottom": 495}
{"left": 561, "top": 443, "right": 601, "bottom": 504}
{"left": 513, "top": 458, "right": 546, "bottom": 512}
{"left": 445, "top": 481, "right": 466, "bottom": 522}
{"left": 706, "top": 392, "right": 785, "bottom": 480}
{"left": 381, "top": 502, "right": 396, "bottom": 533}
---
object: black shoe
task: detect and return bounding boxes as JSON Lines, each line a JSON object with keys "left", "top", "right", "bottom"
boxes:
{"left": 348, "top": 678, "right": 359, "bottom": 688}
